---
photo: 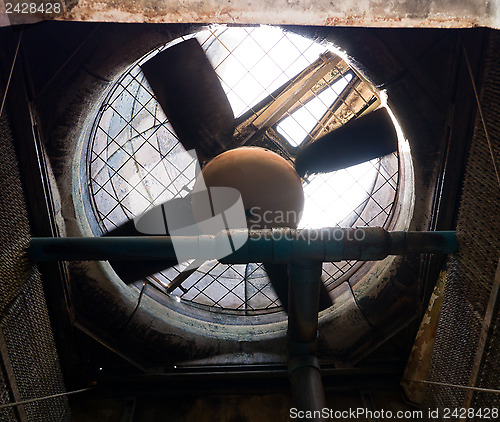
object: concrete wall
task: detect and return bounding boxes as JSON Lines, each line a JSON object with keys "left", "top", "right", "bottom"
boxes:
{"left": 1, "top": 0, "right": 499, "bottom": 28}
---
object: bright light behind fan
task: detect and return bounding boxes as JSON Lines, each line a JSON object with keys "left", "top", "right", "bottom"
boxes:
{"left": 208, "top": 25, "right": 329, "bottom": 118}
{"left": 299, "top": 159, "right": 378, "bottom": 229}
{"left": 87, "top": 25, "right": 400, "bottom": 315}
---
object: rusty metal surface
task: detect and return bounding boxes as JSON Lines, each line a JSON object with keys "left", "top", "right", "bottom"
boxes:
{"left": 402, "top": 271, "right": 446, "bottom": 404}
{"left": 1, "top": 0, "right": 498, "bottom": 28}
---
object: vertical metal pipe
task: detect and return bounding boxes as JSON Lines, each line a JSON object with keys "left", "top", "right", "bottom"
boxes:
{"left": 287, "top": 260, "right": 322, "bottom": 343}
{"left": 289, "top": 359, "right": 327, "bottom": 421}
{"left": 287, "top": 260, "right": 327, "bottom": 420}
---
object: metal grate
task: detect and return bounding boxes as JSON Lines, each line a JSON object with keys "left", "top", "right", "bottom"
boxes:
{"left": 86, "top": 25, "right": 399, "bottom": 315}
{"left": 0, "top": 362, "right": 16, "bottom": 421}
{"left": 1, "top": 275, "right": 70, "bottom": 421}
{"left": 0, "top": 86, "right": 70, "bottom": 420}
{"left": 423, "top": 32, "right": 500, "bottom": 419}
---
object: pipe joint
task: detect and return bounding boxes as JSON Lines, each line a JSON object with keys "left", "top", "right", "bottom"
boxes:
{"left": 289, "top": 334, "right": 318, "bottom": 356}
{"left": 288, "top": 354, "right": 320, "bottom": 376}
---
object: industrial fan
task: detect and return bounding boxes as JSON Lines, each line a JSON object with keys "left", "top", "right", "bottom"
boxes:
{"left": 104, "top": 38, "right": 399, "bottom": 312}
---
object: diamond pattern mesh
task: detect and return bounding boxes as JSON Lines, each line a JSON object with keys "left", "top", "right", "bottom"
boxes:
{"left": 86, "top": 25, "right": 399, "bottom": 315}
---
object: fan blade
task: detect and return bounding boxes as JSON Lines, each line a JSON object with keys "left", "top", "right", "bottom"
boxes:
{"left": 263, "top": 263, "right": 333, "bottom": 313}
{"left": 105, "top": 218, "right": 333, "bottom": 313}
{"left": 141, "top": 38, "right": 235, "bottom": 160}
{"left": 103, "top": 218, "right": 178, "bottom": 284}
{"left": 105, "top": 221, "right": 333, "bottom": 311}
{"left": 294, "top": 108, "right": 398, "bottom": 177}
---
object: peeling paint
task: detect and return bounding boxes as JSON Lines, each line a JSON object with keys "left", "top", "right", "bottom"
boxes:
{"left": 402, "top": 271, "right": 446, "bottom": 404}
{"left": 0, "top": 0, "right": 497, "bottom": 28}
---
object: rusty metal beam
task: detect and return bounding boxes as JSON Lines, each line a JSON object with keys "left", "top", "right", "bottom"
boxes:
{"left": 252, "top": 52, "right": 341, "bottom": 130}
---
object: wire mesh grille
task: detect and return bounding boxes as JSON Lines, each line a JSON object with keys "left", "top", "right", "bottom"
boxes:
{"left": 0, "top": 87, "right": 70, "bottom": 420}
{"left": 86, "top": 25, "right": 399, "bottom": 315}
{"left": 1, "top": 276, "right": 70, "bottom": 421}
{"left": 0, "top": 349, "right": 16, "bottom": 422}
{"left": 423, "top": 32, "right": 500, "bottom": 419}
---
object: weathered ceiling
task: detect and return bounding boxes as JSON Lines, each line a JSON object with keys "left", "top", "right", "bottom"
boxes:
{"left": 1, "top": 0, "right": 499, "bottom": 28}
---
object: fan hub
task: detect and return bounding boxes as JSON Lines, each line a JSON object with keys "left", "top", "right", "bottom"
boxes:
{"left": 198, "top": 147, "right": 305, "bottom": 230}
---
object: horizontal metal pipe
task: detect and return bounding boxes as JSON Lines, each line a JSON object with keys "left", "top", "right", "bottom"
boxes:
{"left": 28, "top": 228, "right": 458, "bottom": 263}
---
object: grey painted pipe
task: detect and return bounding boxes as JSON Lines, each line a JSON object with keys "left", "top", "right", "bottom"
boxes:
{"left": 288, "top": 260, "right": 322, "bottom": 343}
{"left": 288, "top": 261, "right": 327, "bottom": 418}
{"left": 28, "top": 228, "right": 458, "bottom": 262}
{"left": 289, "top": 357, "right": 328, "bottom": 421}
{"left": 28, "top": 229, "right": 457, "bottom": 414}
